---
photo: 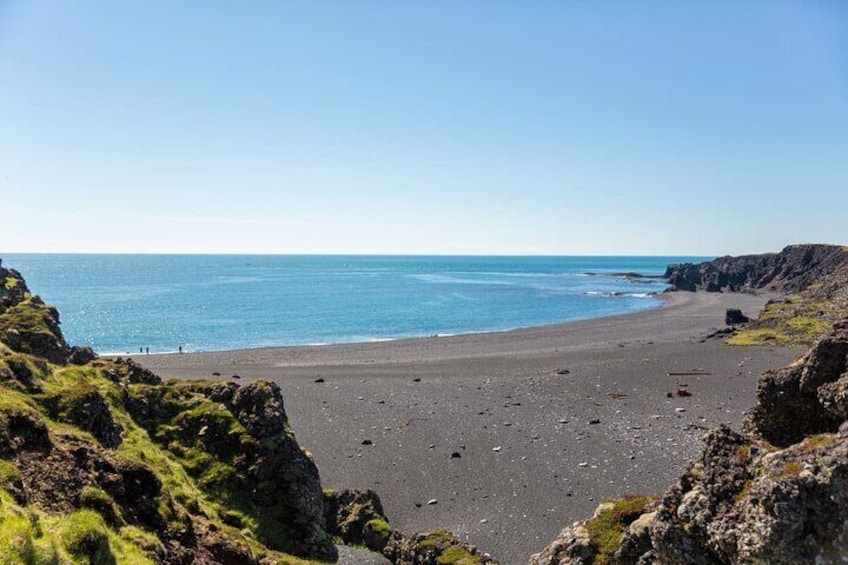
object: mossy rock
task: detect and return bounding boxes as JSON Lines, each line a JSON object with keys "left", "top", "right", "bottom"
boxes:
{"left": 585, "top": 495, "right": 655, "bottom": 565}
{"left": 56, "top": 509, "right": 117, "bottom": 564}
{"left": 0, "top": 298, "right": 70, "bottom": 364}
{"left": 80, "top": 485, "right": 124, "bottom": 527}
{"left": 0, "top": 459, "right": 26, "bottom": 504}
{"left": 44, "top": 382, "right": 122, "bottom": 448}
{"left": 0, "top": 396, "right": 51, "bottom": 456}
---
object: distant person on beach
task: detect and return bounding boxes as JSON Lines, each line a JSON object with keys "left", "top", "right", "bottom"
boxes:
{"left": 179, "top": 346, "right": 183, "bottom": 354}
{"left": 145, "top": 347, "right": 149, "bottom": 354}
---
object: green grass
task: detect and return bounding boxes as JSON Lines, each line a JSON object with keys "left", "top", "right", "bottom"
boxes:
{"left": 0, "top": 459, "right": 23, "bottom": 491}
{"left": 365, "top": 518, "right": 391, "bottom": 540}
{"left": 436, "top": 546, "right": 482, "bottom": 565}
{"left": 801, "top": 433, "right": 836, "bottom": 452}
{"left": 585, "top": 496, "right": 655, "bottom": 564}
{"left": 0, "top": 342, "right": 336, "bottom": 564}
{"left": 729, "top": 296, "right": 838, "bottom": 347}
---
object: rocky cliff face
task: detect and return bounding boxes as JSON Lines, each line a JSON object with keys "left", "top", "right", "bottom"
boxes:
{"left": 0, "top": 259, "right": 96, "bottom": 365}
{"left": 530, "top": 320, "right": 848, "bottom": 565}
{"left": 664, "top": 244, "right": 848, "bottom": 293}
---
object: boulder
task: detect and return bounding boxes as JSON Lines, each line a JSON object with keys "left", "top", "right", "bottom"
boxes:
{"left": 746, "top": 319, "right": 848, "bottom": 446}
{"left": 324, "top": 489, "right": 393, "bottom": 552}
{"left": 724, "top": 308, "right": 749, "bottom": 325}
{"left": 384, "top": 528, "right": 498, "bottom": 565}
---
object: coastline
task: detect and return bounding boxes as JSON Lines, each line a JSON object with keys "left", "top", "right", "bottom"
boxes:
{"left": 138, "top": 290, "right": 798, "bottom": 564}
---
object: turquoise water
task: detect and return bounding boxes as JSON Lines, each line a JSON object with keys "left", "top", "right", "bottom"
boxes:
{"left": 1, "top": 255, "right": 706, "bottom": 354}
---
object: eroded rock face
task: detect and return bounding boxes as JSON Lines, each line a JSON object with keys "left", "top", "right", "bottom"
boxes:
{"left": 384, "top": 528, "right": 499, "bottom": 565}
{"left": 532, "top": 425, "right": 848, "bottom": 565}
{"left": 125, "top": 379, "right": 336, "bottom": 561}
{"left": 747, "top": 320, "right": 848, "bottom": 446}
{"left": 665, "top": 244, "right": 848, "bottom": 293}
{"left": 324, "top": 488, "right": 388, "bottom": 548}
{"left": 0, "top": 261, "right": 93, "bottom": 365}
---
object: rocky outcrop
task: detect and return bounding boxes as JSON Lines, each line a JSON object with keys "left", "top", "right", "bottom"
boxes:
{"left": 125, "top": 378, "right": 336, "bottom": 561}
{"left": 531, "top": 319, "right": 848, "bottom": 565}
{"left": 0, "top": 260, "right": 95, "bottom": 365}
{"left": 746, "top": 319, "right": 848, "bottom": 446}
{"left": 324, "top": 489, "right": 389, "bottom": 550}
{"left": 384, "top": 528, "right": 499, "bottom": 565}
{"left": 664, "top": 244, "right": 848, "bottom": 293}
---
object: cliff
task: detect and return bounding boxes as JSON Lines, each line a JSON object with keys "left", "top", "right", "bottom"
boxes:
{"left": 0, "top": 259, "right": 495, "bottom": 565}
{"left": 664, "top": 245, "right": 848, "bottom": 347}
{"left": 663, "top": 244, "right": 848, "bottom": 293}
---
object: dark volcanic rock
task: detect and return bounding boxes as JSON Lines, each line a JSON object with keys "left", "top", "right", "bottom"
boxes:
{"left": 724, "top": 308, "right": 749, "bottom": 325}
{"left": 385, "top": 528, "right": 499, "bottom": 565}
{"left": 125, "top": 378, "right": 336, "bottom": 561}
{"left": 665, "top": 244, "right": 848, "bottom": 293}
{"left": 324, "top": 488, "right": 388, "bottom": 548}
{"left": 747, "top": 319, "right": 848, "bottom": 446}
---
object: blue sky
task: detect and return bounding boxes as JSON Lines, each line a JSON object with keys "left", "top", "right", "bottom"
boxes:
{"left": 1, "top": 1, "right": 846, "bottom": 255}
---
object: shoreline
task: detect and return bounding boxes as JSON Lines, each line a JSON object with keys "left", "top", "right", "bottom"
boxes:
{"left": 112, "top": 292, "right": 669, "bottom": 358}
{"left": 138, "top": 290, "right": 798, "bottom": 564}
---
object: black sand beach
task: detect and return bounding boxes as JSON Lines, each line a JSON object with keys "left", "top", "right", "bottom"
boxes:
{"left": 139, "top": 292, "right": 799, "bottom": 564}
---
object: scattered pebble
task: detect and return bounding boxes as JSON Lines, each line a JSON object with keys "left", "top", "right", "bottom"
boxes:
{"left": 450, "top": 452, "right": 462, "bottom": 459}
{"left": 231, "top": 374, "right": 241, "bottom": 379}
{"left": 675, "top": 407, "right": 686, "bottom": 413}
{"left": 427, "top": 499, "right": 438, "bottom": 505}
{"left": 314, "top": 378, "right": 325, "bottom": 383}
{"left": 578, "top": 462, "right": 588, "bottom": 467}
{"left": 588, "top": 419, "right": 601, "bottom": 425}
{"left": 212, "top": 371, "right": 221, "bottom": 376}
{"left": 493, "top": 446, "right": 502, "bottom": 452}
{"left": 362, "top": 439, "right": 373, "bottom": 446}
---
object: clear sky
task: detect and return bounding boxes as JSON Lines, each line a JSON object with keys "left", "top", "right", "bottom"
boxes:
{"left": 1, "top": 1, "right": 846, "bottom": 255}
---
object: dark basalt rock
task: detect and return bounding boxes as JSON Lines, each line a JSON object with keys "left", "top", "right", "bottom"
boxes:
{"left": 724, "top": 308, "right": 749, "bottom": 325}
{"left": 665, "top": 244, "right": 848, "bottom": 293}
{"left": 385, "top": 528, "right": 499, "bottom": 565}
{"left": 746, "top": 319, "right": 848, "bottom": 446}
{"left": 324, "top": 488, "right": 388, "bottom": 547}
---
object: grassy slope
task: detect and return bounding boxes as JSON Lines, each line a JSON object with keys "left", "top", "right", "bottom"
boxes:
{"left": 0, "top": 341, "right": 329, "bottom": 565}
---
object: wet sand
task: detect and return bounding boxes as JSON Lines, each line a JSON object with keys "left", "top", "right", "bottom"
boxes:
{"left": 138, "top": 292, "right": 799, "bottom": 564}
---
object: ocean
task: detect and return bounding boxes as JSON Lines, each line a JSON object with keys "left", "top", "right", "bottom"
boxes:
{"left": 1, "top": 254, "right": 706, "bottom": 354}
